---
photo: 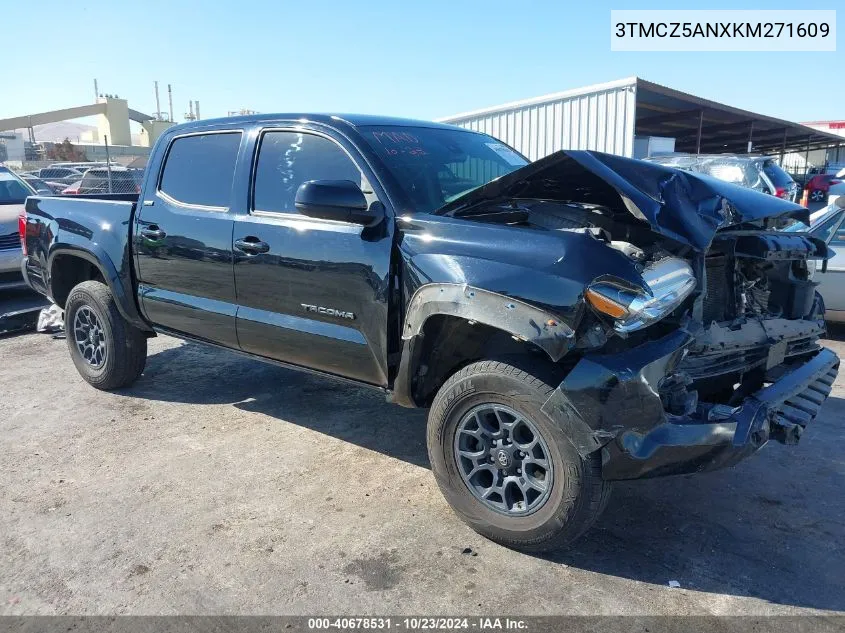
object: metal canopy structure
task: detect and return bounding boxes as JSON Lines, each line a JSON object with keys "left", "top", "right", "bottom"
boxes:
{"left": 634, "top": 78, "right": 841, "bottom": 156}
{"left": 440, "top": 77, "right": 842, "bottom": 162}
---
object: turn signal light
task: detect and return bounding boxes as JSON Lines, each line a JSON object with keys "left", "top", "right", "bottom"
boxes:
{"left": 585, "top": 287, "right": 629, "bottom": 318}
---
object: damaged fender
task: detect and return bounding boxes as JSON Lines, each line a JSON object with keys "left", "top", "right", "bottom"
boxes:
{"left": 402, "top": 283, "right": 575, "bottom": 362}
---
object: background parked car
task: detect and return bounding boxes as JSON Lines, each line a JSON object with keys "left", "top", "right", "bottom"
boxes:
{"left": 76, "top": 167, "right": 141, "bottom": 194}
{"left": 61, "top": 180, "right": 82, "bottom": 195}
{"left": 49, "top": 162, "right": 109, "bottom": 172}
{"left": 0, "top": 167, "right": 32, "bottom": 290}
{"left": 32, "top": 166, "right": 85, "bottom": 185}
{"left": 783, "top": 199, "right": 845, "bottom": 322}
{"left": 824, "top": 168, "right": 845, "bottom": 204}
{"left": 19, "top": 174, "right": 63, "bottom": 195}
{"left": 806, "top": 173, "right": 843, "bottom": 203}
{"left": 645, "top": 154, "right": 800, "bottom": 202}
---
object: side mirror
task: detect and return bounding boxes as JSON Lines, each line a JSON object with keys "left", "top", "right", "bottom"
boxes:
{"left": 294, "top": 180, "right": 379, "bottom": 225}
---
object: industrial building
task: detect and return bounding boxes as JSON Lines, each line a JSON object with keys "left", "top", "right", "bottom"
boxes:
{"left": 439, "top": 77, "right": 844, "bottom": 169}
{"left": 0, "top": 83, "right": 201, "bottom": 166}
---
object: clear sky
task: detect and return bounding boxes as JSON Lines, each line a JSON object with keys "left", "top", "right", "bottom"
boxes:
{"left": 3, "top": 0, "right": 842, "bottom": 125}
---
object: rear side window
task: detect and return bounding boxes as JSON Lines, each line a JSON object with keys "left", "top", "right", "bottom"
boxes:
{"left": 252, "top": 131, "right": 361, "bottom": 214}
{"left": 762, "top": 160, "right": 794, "bottom": 188}
{"left": 159, "top": 132, "right": 242, "bottom": 208}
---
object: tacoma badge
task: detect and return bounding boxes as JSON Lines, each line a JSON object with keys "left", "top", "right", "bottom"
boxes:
{"left": 300, "top": 303, "right": 356, "bottom": 320}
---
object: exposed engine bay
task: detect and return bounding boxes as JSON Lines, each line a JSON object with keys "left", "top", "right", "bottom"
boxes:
{"left": 450, "top": 194, "right": 832, "bottom": 451}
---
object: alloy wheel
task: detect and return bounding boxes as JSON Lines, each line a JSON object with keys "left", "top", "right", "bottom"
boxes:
{"left": 454, "top": 404, "right": 554, "bottom": 516}
{"left": 73, "top": 306, "right": 107, "bottom": 368}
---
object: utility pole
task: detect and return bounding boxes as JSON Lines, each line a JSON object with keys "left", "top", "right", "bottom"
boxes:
{"left": 94, "top": 78, "right": 99, "bottom": 102}
{"left": 168, "top": 84, "right": 174, "bottom": 122}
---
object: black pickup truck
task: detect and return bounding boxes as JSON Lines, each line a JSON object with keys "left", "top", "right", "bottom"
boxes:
{"left": 19, "top": 114, "right": 839, "bottom": 551}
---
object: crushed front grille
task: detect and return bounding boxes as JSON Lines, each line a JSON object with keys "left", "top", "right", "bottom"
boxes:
{"left": 703, "top": 255, "right": 730, "bottom": 324}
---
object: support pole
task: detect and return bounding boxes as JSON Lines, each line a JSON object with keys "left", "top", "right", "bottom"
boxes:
{"left": 104, "top": 135, "right": 112, "bottom": 194}
{"left": 804, "top": 136, "right": 812, "bottom": 183}
{"left": 747, "top": 121, "right": 754, "bottom": 154}
{"left": 695, "top": 110, "right": 704, "bottom": 155}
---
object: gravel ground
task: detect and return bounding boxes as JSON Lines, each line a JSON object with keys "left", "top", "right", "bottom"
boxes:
{"left": 1, "top": 326, "right": 844, "bottom": 615}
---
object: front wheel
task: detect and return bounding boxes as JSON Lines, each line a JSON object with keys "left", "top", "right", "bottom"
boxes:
{"left": 427, "top": 359, "right": 611, "bottom": 552}
{"left": 65, "top": 280, "right": 147, "bottom": 390}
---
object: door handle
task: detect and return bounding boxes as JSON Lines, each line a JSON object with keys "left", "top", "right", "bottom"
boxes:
{"left": 140, "top": 226, "right": 166, "bottom": 240}
{"left": 234, "top": 237, "right": 270, "bottom": 254}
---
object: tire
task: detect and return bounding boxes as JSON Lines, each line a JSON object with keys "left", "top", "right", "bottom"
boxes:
{"left": 427, "top": 358, "right": 611, "bottom": 552}
{"left": 809, "top": 189, "right": 826, "bottom": 203}
{"left": 65, "top": 280, "right": 147, "bottom": 390}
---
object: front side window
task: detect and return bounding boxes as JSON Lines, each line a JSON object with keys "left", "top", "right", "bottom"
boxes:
{"left": 252, "top": 131, "right": 361, "bottom": 214}
{"left": 360, "top": 125, "right": 528, "bottom": 214}
{"left": 159, "top": 132, "right": 242, "bottom": 208}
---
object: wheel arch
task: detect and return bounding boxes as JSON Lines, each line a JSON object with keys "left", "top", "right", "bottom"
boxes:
{"left": 47, "top": 246, "right": 152, "bottom": 332}
{"left": 390, "top": 284, "right": 577, "bottom": 408}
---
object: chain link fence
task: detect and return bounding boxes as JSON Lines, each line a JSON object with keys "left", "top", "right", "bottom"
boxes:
{"left": 2, "top": 137, "right": 149, "bottom": 195}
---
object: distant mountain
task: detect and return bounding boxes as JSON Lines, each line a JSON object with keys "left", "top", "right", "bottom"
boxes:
{"left": 32, "top": 121, "right": 97, "bottom": 143}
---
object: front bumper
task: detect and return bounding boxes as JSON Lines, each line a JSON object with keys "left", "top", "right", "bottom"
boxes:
{"left": 541, "top": 329, "right": 839, "bottom": 481}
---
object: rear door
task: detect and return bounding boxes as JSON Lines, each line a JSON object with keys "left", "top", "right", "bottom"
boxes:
{"left": 134, "top": 129, "right": 243, "bottom": 347}
{"left": 231, "top": 126, "right": 393, "bottom": 385}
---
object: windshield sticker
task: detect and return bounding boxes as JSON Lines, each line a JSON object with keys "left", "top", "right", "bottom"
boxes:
{"left": 371, "top": 131, "right": 429, "bottom": 157}
{"left": 485, "top": 142, "right": 526, "bottom": 166}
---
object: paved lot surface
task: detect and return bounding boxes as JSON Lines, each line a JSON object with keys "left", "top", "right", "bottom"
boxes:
{"left": 1, "top": 326, "right": 844, "bottom": 615}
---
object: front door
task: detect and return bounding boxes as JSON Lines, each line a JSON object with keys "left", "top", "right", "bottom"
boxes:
{"left": 135, "top": 130, "right": 242, "bottom": 347}
{"left": 232, "top": 128, "right": 393, "bottom": 386}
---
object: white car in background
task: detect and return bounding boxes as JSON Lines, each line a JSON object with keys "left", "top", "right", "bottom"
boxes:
{"left": 784, "top": 198, "right": 845, "bottom": 322}
{"left": 825, "top": 167, "right": 845, "bottom": 205}
{"left": 0, "top": 167, "right": 33, "bottom": 290}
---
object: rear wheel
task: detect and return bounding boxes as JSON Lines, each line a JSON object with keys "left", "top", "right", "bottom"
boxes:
{"left": 65, "top": 281, "right": 147, "bottom": 390}
{"left": 810, "top": 189, "right": 826, "bottom": 203}
{"left": 427, "top": 358, "right": 611, "bottom": 552}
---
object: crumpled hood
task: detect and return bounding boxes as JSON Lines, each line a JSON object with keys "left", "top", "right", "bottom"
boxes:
{"left": 437, "top": 150, "right": 809, "bottom": 251}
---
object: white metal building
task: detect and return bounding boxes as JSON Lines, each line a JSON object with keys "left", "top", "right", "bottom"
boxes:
{"left": 438, "top": 76, "right": 842, "bottom": 163}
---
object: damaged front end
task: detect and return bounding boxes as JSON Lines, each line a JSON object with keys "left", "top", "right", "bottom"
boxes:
{"left": 438, "top": 150, "right": 840, "bottom": 480}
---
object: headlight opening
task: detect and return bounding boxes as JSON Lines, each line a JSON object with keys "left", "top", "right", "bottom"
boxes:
{"left": 586, "top": 257, "right": 697, "bottom": 335}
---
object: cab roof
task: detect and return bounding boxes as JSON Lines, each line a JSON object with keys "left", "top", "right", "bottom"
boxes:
{"left": 170, "top": 113, "right": 466, "bottom": 134}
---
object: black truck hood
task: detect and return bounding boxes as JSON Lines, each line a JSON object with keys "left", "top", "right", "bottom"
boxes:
{"left": 437, "top": 150, "right": 809, "bottom": 251}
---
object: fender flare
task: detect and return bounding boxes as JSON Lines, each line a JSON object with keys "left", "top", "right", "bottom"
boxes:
{"left": 47, "top": 245, "right": 151, "bottom": 332}
{"left": 402, "top": 283, "right": 575, "bottom": 362}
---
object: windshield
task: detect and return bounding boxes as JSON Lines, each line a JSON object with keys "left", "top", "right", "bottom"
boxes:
{"left": 0, "top": 172, "right": 33, "bottom": 204}
{"left": 762, "top": 160, "right": 794, "bottom": 188}
{"left": 360, "top": 125, "right": 529, "bottom": 214}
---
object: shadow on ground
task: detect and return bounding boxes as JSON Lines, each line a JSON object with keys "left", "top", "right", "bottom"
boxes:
{"left": 124, "top": 340, "right": 845, "bottom": 612}
{"left": 124, "top": 340, "right": 430, "bottom": 468}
